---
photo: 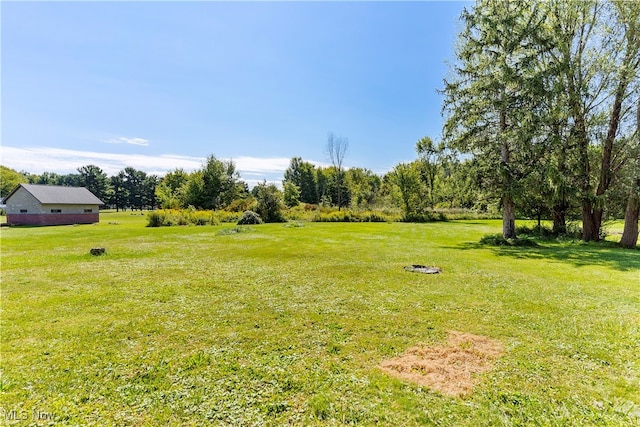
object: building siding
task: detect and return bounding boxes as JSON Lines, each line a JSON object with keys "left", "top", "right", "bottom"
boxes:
{"left": 6, "top": 213, "right": 99, "bottom": 226}
{"left": 4, "top": 187, "right": 42, "bottom": 214}
{"left": 40, "top": 204, "right": 100, "bottom": 214}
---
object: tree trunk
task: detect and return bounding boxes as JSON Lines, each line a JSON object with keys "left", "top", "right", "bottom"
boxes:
{"left": 503, "top": 195, "right": 516, "bottom": 239}
{"left": 620, "top": 97, "right": 640, "bottom": 248}
{"left": 552, "top": 205, "right": 567, "bottom": 235}
{"left": 592, "top": 64, "right": 632, "bottom": 242}
{"left": 569, "top": 83, "right": 598, "bottom": 241}
{"left": 499, "top": 93, "right": 516, "bottom": 240}
{"left": 582, "top": 202, "right": 600, "bottom": 241}
{"left": 620, "top": 190, "right": 639, "bottom": 248}
{"left": 578, "top": 120, "right": 599, "bottom": 241}
{"left": 337, "top": 171, "right": 342, "bottom": 212}
{"left": 552, "top": 127, "right": 568, "bottom": 236}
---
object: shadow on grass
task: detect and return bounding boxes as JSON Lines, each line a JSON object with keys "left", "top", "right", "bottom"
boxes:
{"left": 457, "top": 240, "right": 640, "bottom": 272}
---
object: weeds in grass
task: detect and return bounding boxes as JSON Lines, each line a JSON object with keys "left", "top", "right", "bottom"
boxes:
{"left": 217, "top": 226, "right": 254, "bottom": 236}
{"left": 284, "top": 221, "right": 305, "bottom": 228}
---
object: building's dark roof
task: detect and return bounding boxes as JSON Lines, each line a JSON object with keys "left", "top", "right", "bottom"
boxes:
{"left": 2, "top": 184, "right": 104, "bottom": 205}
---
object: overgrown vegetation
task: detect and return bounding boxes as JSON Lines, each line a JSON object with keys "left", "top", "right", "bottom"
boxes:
{"left": 146, "top": 209, "right": 240, "bottom": 227}
{"left": 144, "top": 206, "right": 485, "bottom": 227}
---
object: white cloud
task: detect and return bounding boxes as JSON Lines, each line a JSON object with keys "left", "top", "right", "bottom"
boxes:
{"left": 0, "top": 146, "right": 297, "bottom": 184}
{"left": 104, "top": 137, "right": 150, "bottom": 146}
{"left": 232, "top": 156, "right": 291, "bottom": 174}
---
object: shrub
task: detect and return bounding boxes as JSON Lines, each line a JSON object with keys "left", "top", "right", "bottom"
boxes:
{"left": 147, "top": 209, "right": 218, "bottom": 227}
{"left": 212, "top": 211, "right": 241, "bottom": 223}
{"left": 283, "top": 182, "right": 301, "bottom": 208}
{"left": 359, "top": 212, "right": 383, "bottom": 222}
{"left": 227, "top": 197, "right": 257, "bottom": 213}
{"left": 479, "top": 234, "right": 539, "bottom": 247}
{"left": 147, "top": 211, "right": 165, "bottom": 227}
{"left": 516, "top": 225, "right": 554, "bottom": 238}
{"left": 190, "top": 211, "right": 214, "bottom": 226}
{"left": 311, "top": 210, "right": 396, "bottom": 223}
{"left": 402, "top": 211, "right": 447, "bottom": 223}
{"left": 237, "top": 210, "right": 263, "bottom": 225}
{"left": 515, "top": 223, "right": 582, "bottom": 240}
{"left": 433, "top": 208, "right": 500, "bottom": 220}
{"left": 255, "top": 183, "right": 286, "bottom": 223}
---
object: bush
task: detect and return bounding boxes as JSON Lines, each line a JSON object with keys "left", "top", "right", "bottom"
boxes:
{"left": 432, "top": 208, "right": 500, "bottom": 220}
{"left": 359, "top": 212, "right": 388, "bottom": 222}
{"left": 516, "top": 225, "right": 554, "bottom": 238}
{"left": 227, "top": 197, "right": 257, "bottom": 213}
{"left": 147, "top": 211, "right": 165, "bottom": 227}
{"left": 479, "top": 234, "right": 539, "bottom": 247}
{"left": 255, "top": 183, "right": 286, "bottom": 223}
{"left": 213, "top": 211, "right": 241, "bottom": 223}
{"left": 191, "top": 211, "right": 215, "bottom": 226}
{"left": 237, "top": 210, "right": 263, "bottom": 225}
{"left": 516, "top": 223, "right": 582, "bottom": 240}
{"left": 402, "top": 211, "right": 447, "bottom": 223}
{"left": 311, "top": 210, "right": 397, "bottom": 223}
{"left": 147, "top": 209, "right": 217, "bottom": 227}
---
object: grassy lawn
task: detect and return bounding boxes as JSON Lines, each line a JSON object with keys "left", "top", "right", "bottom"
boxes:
{"left": 1, "top": 212, "right": 638, "bottom": 425}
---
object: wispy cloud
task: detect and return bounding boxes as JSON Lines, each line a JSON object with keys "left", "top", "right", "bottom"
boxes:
{"left": 0, "top": 146, "right": 297, "bottom": 185}
{"left": 104, "top": 137, "right": 150, "bottom": 146}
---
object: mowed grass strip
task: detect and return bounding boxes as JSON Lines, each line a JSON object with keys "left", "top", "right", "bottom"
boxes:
{"left": 1, "top": 212, "right": 638, "bottom": 425}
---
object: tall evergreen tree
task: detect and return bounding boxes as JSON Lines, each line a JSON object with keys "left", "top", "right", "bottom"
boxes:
{"left": 77, "top": 164, "right": 109, "bottom": 202}
{"left": 443, "top": 0, "right": 550, "bottom": 238}
{"left": 283, "top": 157, "right": 318, "bottom": 204}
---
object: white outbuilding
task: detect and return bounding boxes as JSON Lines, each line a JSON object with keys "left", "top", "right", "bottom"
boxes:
{"left": 2, "top": 184, "right": 103, "bottom": 226}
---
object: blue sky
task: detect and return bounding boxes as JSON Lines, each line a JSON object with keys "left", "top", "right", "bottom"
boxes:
{"left": 2, "top": 1, "right": 468, "bottom": 186}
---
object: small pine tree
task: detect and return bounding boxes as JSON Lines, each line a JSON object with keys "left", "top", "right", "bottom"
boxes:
{"left": 283, "top": 182, "right": 301, "bottom": 208}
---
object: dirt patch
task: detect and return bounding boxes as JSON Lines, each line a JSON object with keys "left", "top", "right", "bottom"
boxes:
{"left": 379, "top": 331, "right": 503, "bottom": 397}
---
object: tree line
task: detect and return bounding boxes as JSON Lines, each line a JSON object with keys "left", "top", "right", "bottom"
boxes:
{"left": 0, "top": 119, "right": 636, "bottom": 246}
{"left": 442, "top": 0, "right": 639, "bottom": 247}
{"left": 0, "top": 147, "right": 484, "bottom": 216}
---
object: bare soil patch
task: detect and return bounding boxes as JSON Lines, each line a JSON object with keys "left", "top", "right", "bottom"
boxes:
{"left": 380, "top": 331, "right": 504, "bottom": 397}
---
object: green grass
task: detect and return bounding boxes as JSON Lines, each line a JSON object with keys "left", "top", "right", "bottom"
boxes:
{"left": 1, "top": 212, "right": 639, "bottom": 425}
